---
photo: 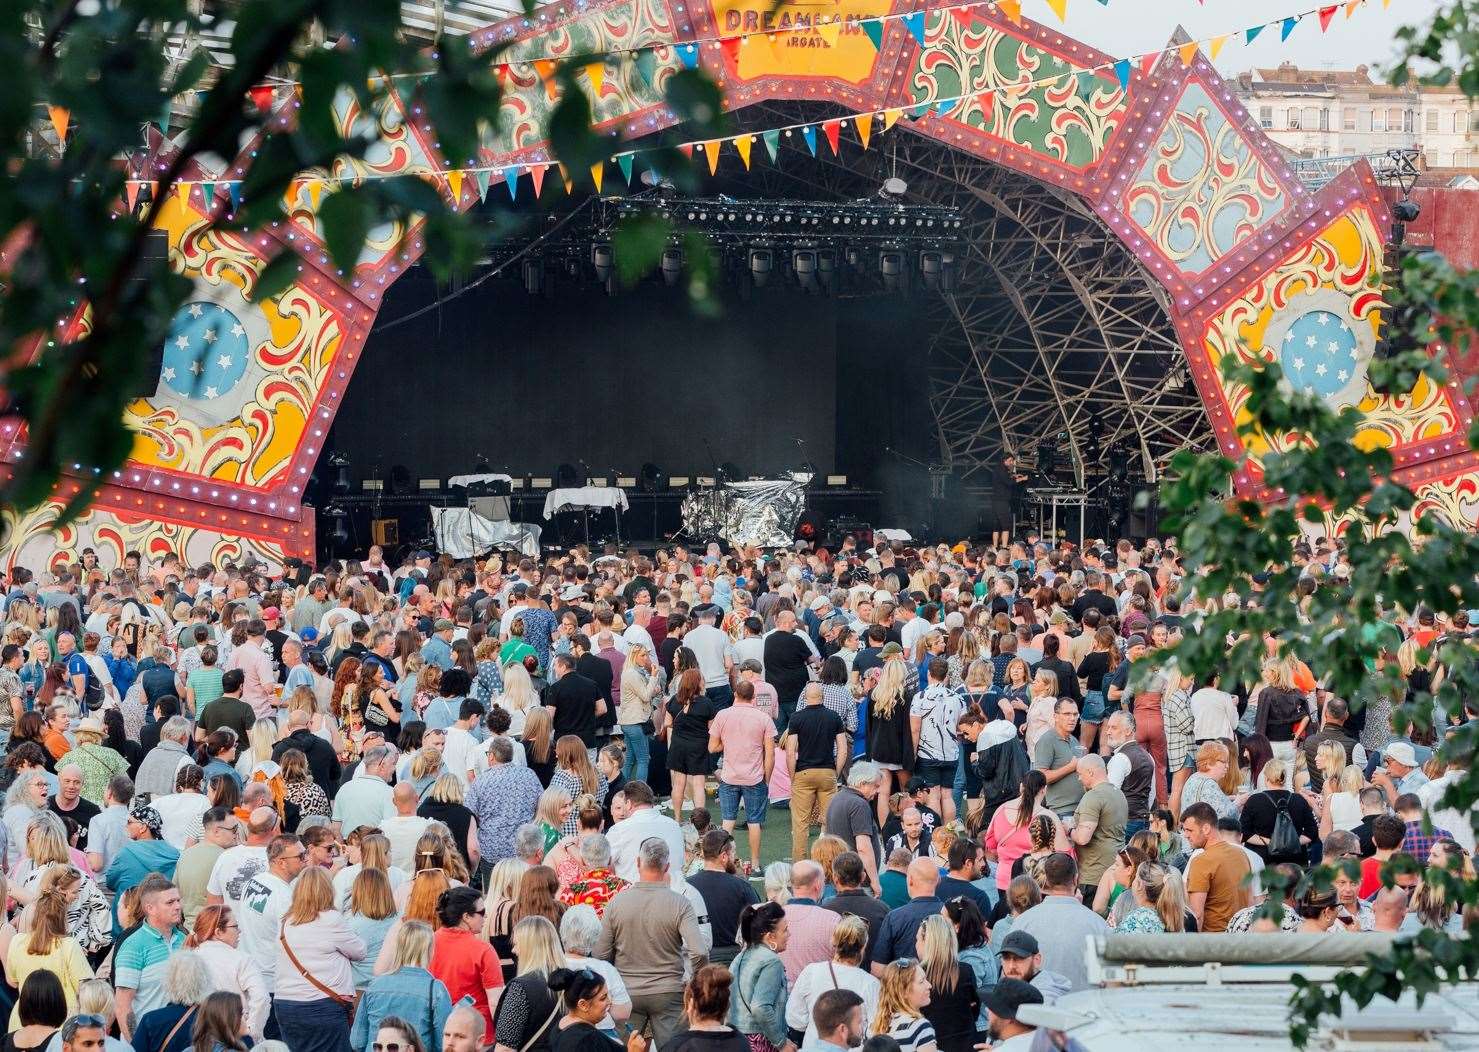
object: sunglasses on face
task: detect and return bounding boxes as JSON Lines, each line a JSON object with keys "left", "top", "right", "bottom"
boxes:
{"left": 373, "top": 1044, "right": 407, "bottom": 1052}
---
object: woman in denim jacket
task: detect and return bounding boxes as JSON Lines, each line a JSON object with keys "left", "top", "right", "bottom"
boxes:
{"left": 350, "top": 921, "right": 452, "bottom": 1052}
{"left": 728, "top": 902, "right": 794, "bottom": 1052}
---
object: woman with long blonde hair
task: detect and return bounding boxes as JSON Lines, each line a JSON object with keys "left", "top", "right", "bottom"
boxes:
{"left": 866, "top": 657, "right": 916, "bottom": 824}
{"left": 274, "top": 867, "right": 366, "bottom": 1052}
{"left": 1115, "top": 861, "right": 1185, "bottom": 933}
{"left": 498, "top": 662, "right": 539, "bottom": 738}
{"left": 3, "top": 868, "right": 93, "bottom": 1019}
{"left": 483, "top": 858, "right": 529, "bottom": 983}
{"left": 549, "top": 736, "right": 605, "bottom": 837}
{"left": 521, "top": 707, "right": 555, "bottom": 784}
{"left": 914, "top": 913, "right": 977, "bottom": 1052}
{"left": 870, "top": 959, "right": 935, "bottom": 1050}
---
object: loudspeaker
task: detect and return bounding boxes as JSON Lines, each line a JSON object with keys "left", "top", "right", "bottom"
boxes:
{"left": 371, "top": 518, "right": 399, "bottom": 546}
{"left": 125, "top": 229, "right": 174, "bottom": 397}
{"left": 471, "top": 496, "right": 512, "bottom": 522}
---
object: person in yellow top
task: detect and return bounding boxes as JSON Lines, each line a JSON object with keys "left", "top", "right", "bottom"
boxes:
{"left": 4, "top": 869, "right": 93, "bottom": 1030}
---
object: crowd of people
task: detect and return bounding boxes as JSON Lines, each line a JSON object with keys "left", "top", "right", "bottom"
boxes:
{"left": 0, "top": 531, "right": 1467, "bottom": 1052}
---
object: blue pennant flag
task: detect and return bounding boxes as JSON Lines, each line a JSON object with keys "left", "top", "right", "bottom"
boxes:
{"left": 618, "top": 154, "right": 635, "bottom": 185}
{"left": 861, "top": 18, "right": 883, "bottom": 50}
{"left": 1246, "top": 24, "right": 1265, "bottom": 43}
{"left": 227, "top": 182, "right": 242, "bottom": 213}
{"left": 801, "top": 125, "right": 817, "bottom": 156}
{"left": 901, "top": 11, "right": 925, "bottom": 47}
{"left": 503, "top": 168, "right": 519, "bottom": 199}
{"left": 678, "top": 43, "right": 700, "bottom": 70}
{"left": 200, "top": 182, "right": 214, "bottom": 209}
{"left": 1113, "top": 58, "right": 1131, "bottom": 92}
{"left": 1280, "top": 15, "right": 1299, "bottom": 40}
{"left": 935, "top": 98, "right": 955, "bottom": 116}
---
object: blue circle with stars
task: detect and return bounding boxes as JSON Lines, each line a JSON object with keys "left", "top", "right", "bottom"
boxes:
{"left": 160, "top": 302, "right": 250, "bottom": 401}
{"left": 1279, "top": 310, "right": 1360, "bottom": 399}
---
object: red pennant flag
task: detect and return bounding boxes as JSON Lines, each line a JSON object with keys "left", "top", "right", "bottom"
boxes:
{"left": 978, "top": 89, "right": 996, "bottom": 113}
{"left": 533, "top": 60, "right": 559, "bottom": 101}
{"left": 494, "top": 65, "right": 510, "bottom": 88}
{"left": 719, "top": 36, "right": 742, "bottom": 66}
{"left": 124, "top": 180, "right": 141, "bottom": 213}
{"left": 949, "top": 6, "right": 975, "bottom": 25}
{"left": 531, "top": 163, "right": 548, "bottom": 198}
{"left": 1139, "top": 53, "right": 1158, "bottom": 76}
{"left": 1317, "top": 4, "right": 1337, "bottom": 29}
{"left": 247, "top": 85, "right": 274, "bottom": 112}
{"left": 822, "top": 119, "right": 841, "bottom": 155}
{"left": 679, "top": 142, "right": 694, "bottom": 159}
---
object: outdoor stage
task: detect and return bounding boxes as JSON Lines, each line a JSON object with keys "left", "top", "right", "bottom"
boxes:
{"left": 4, "top": 0, "right": 1479, "bottom": 569}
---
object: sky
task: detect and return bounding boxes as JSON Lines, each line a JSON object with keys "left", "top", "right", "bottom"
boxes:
{"left": 1017, "top": 0, "right": 1444, "bottom": 77}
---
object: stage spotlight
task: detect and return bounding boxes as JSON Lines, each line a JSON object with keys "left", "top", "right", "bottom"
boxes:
{"left": 388, "top": 465, "right": 412, "bottom": 496}
{"left": 522, "top": 257, "right": 544, "bottom": 295}
{"left": 554, "top": 463, "right": 581, "bottom": 489}
{"left": 793, "top": 249, "right": 818, "bottom": 293}
{"left": 749, "top": 248, "right": 773, "bottom": 288}
{"left": 879, "top": 176, "right": 909, "bottom": 199}
{"left": 919, "top": 250, "right": 943, "bottom": 290}
{"left": 638, "top": 462, "right": 667, "bottom": 493}
{"left": 325, "top": 505, "right": 350, "bottom": 549}
{"left": 939, "top": 251, "right": 957, "bottom": 292}
{"left": 1393, "top": 198, "right": 1421, "bottom": 223}
{"left": 816, "top": 249, "right": 836, "bottom": 293}
{"left": 879, "top": 250, "right": 905, "bottom": 291}
{"left": 328, "top": 452, "right": 351, "bottom": 494}
{"left": 592, "top": 242, "right": 614, "bottom": 284}
{"left": 660, "top": 246, "right": 684, "bottom": 286}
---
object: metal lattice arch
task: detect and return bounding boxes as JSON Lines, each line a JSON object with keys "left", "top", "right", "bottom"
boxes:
{"left": 7, "top": 0, "right": 1479, "bottom": 571}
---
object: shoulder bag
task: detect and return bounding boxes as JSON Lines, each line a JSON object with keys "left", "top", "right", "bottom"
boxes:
{"left": 493, "top": 976, "right": 560, "bottom": 1052}
{"left": 158, "top": 1004, "right": 197, "bottom": 1052}
{"left": 279, "top": 930, "right": 359, "bottom": 1014}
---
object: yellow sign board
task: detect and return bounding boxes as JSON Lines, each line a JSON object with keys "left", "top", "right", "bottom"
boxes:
{"left": 710, "top": 0, "right": 884, "bottom": 84}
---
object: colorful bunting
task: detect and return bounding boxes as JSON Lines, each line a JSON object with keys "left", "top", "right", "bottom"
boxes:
{"left": 124, "top": 180, "right": 141, "bottom": 213}
{"left": 447, "top": 170, "right": 463, "bottom": 200}
{"left": 861, "top": 18, "right": 883, "bottom": 50}
{"left": 901, "top": 11, "right": 925, "bottom": 48}
{"left": 979, "top": 89, "right": 997, "bottom": 114}
{"left": 1138, "top": 52, "right": 1158, "bottom": 76}
{"left": 1209, "top": 34, "right": 1230, "bottom": 59}
{"left": 1280, "top": 15, "right": 1298, "bottom": 39}
{"left": 227, "top": 182, "right": 242, "bottom": 213}
{"left": 533, "top": 60, "right": 559, "bottom": 101}
{"left": 883, "top": 108, "right": 901, "bottom": 130}
{"left": 997, "top": 0, "right": 1022, "bottom": 24}
{"left": 1044, "top": 0, "right": 1068, "bottom": 22}
{"left": 719, "top": 36, "right": 742, "bottom": 65}
{"left": 1318, "top": 4, "right": 1337, "bottom": 29}
{"left": 307, "top": 181, "right": 324, "bottom": 209}
{"left": 1177, "top": 41, "right": 1198, "bottom": 66}
{"left": 949, "top": 7, "right": 975, "bottom": 26}
{"left": 1344, "top": 0, "right": 1361, "bottom": 15}
{"left": 477, "top": 168, "right": 494, "bottom": 200}
{"left": 558, "top": 163, "right": 573, "bottom": 195}
{"left": 531, "top": 164, "right": 548, "bottom": 198}
{"left": 816, "top": 19, "right": 841, "bottom": 48}
{"left": 633, "top": 49, "right": 657, "bottom": 88}
{"left": 618, "top": 153, "right": 635, "bottom": 184}
{"left": 822, "top": 119, "right": 841, "bottom": 155}
{"left": 1245, "top": 23, "right": 1265, "bottom": 43}
{"left": 801, "top": 125, "right": 817, "bottom": 156}
{"left": 586, "top": 61, "right": 605, "bottom": 97}
{"left": 678, "top": 43, "right": 700, "bottom": 70}
{"left": 47, "top": 106, "right": 69, "bottom": 144}
{"left": 735, "top": 135, "right": 753, "bottom": 170}
{"left": 590, "top": 161, "right": 604, "bottom": 193}
{"left": 1113, "top": 58, "right": 1131, "bottom": 91}
{"left": 854, "top": 113, "right": 873, "bottom": 151}
{"left": 702, "top": 140, "right": 720, "bottom": 175}
{"left": 248, "top": 85, "right": 274, "bottom": 112}
{"left": 761, "top": 129, "right": 780, "bottom": 162}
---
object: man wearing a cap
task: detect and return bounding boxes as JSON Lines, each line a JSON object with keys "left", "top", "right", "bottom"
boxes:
{"left": 985, "top": 977, "right": 1046, "bottom": 1049}
{"left": 996, "top": 932, "right": 1070, "bottom": 1003}
{"left": 1374, "top": 741, "right": 1429, "bottom": 802}
{"left": 422, "top": 618, "right": 456, "bottom": 671}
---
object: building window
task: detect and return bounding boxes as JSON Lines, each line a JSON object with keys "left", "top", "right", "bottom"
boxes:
{"left": 1405, "top": 110, "right": 1415, "bottom": 133}
{"left": 1372, "top": 108, "right": 1384, "bottom": 132}
{"left": 1288, "top": 108, "right": 1301, "bottom": 130}
{"left": 1303, "top": 106, "right": 1320, "bottom": 130}
{"left": 1259, "top": 105, "right": 1273, "bottom": 128}
{"left": 1426, "top": 109, "right": 1439, "bottom": 132}
{"left": 1319, "top": 108, "right": 1329, "bottom": 131}
{"left": 1470, "top": 110, "right": 1479, "bottom": 132}
{"left": 1388, "top": 107, "right": 1405, "bottom": 131}
{"left": 1343, "top": 109, "right": 1356, "bottom": 131}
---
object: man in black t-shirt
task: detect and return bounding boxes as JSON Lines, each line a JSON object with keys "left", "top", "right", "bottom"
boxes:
{"left": 50, "top": 761, "right": 101, "bottom": 852}
{"left": 763, "top": 609, "right": 815, "bottom": 735}
{"left": 544, "top": 653, "right": 601, "bottom": 749}
{"left": 687, "top": 828, "right": 759, "bottom": 964}
{"left": 786, "top": 682, "right": 846, "bottom": 864}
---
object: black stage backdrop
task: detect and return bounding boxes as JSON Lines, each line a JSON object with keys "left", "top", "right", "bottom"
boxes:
{"left": 333, "top": 273, "right": 840, "bottom": 483}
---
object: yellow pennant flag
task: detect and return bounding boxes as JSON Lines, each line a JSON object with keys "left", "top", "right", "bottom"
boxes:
{"left": 1383, "top": 0, "right": 1390, "bottom": 7}
{"left": 997, "top": 0, "right": 1022, "bottom": 24}
{"left": 883, "top": 108, "right": 901, "bottom": 130}
{"left": 447, "top": 170, "right": 464, "bottom": 200}
{"left": 308, "top": 181, "right": 325, "bottom": 209}
{"left": 558, "top": 163, "right": 573, "bottom": 195}
{"left": 855, "top": 112, "right": 873, "bottom": 151}
{"left": 736, "top": 135, "right": 753, "bottom": 170}
{"left": 47, "top": 106, "right": 69, "bottom": 143}
{"left": 590, "top": 162, "right": 603, "bottom": 193}
{"left": 1209, "top": 34, "right": 1230, "bottom": 60}
{"left": 176, "top": 181, "right": 192, "bottom": 209}
{"left": 1177, "top": 41, "right": 1198, "bottom": 66}
{"left": 703, "top": 140, "right": 720, "bottom": 175}
{"left": 586, "top": 61, "right": 605, "bottom": 97}
{"left": 816, "top": 17, "right": 841, "bottom": 47}
{"left": 1043, "top": 0, "right": 1067, "bottom": 22}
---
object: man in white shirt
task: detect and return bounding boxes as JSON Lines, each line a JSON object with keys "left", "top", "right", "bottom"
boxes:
{"left": 380, "top": 782, "right": 432, "bottom": 871}
{"left": 732, "top": 617, "right": 766, "bottom": 672}
{"left": 442, "top": 700, "right": 489, "bottom": 787}
{"left": 205, "top": 803, "right": 279, "bottom": 906}
{"left": 606, "top": 781, "right": 686, "bottom": 889}
{"left": 683, "top": 606, "right": 736, "bottom": 705}
{"left": 235, "top": 833, "right": 308, "bottom": 987}
{"left": 150, "top": 767, "right": 213, "bottom": 849}
{"left": 332, "top": 745, "right": 397, "bottom": 835}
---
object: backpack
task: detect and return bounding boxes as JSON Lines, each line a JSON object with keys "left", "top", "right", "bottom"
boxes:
{"left": 1267, "top": 792, "right": 1301, "bottom": 858}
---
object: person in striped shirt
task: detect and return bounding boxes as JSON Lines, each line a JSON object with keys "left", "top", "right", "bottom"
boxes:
{"left": 870, "top": 959, "right": 937, "bottom": 1052}
{"left": 113, "top": 875, "right": 186, "bottom": 1041}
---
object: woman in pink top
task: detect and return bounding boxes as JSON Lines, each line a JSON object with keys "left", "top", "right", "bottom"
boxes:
{"left": 981, "top": 770, "right": 1071, "bottom": 891}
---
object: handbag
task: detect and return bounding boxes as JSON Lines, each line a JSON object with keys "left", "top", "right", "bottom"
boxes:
{"left": 362, "top": 690, "right": 391, "bottom": 728}
{"left": 279, "top": 931, "right": 358, "bottom": 1012}
{"left": 159, "top": 1004, "right": 197, "bottom": 1051}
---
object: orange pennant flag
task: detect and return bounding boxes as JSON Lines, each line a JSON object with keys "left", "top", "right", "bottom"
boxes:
{"left": 47, "top": 106, "right": 69, "bottom": 143}
{"left": 447, "top": 170, "right": 464, "bottom": 200}
{"left": 883, "top": 108, "right": 902, "bottom": 130}
{"left": 736, "top": 135, "right": 753, "bottom": 169}
{"left": 533, "top": 60, "right": 559, "bottom": 101}
{"left": 558, "top": 163, "right": 573, "bottom": 195}
{"left": 855, "top": 112, "right": 873, "bottom": 151}
{"left": 1043, "top": 0, "right": 1067, "bottom": 21}
{"left": 124, "top": 181, "right": 141, "bottom": 213}
{"left": 1345, "top": 0, "right": 1360, "bottom": 14}
{"left": 1178, "top": 41, "right": 1198, "bottom": 66}
{"left": 308, "top": 181, "right": 324, "bottom": 209}
{"left": 816, "top": 17, "right": 841, "bottom": 47}
{"left": 531, "top": 163, "right": 548, "bottom": 198}
{"left": 702, "top": 140, "right": 720, "bottom": 175}
{"left": 586, "top": 61, "right": 605, "bottom": 97}
{"left": 590, "top": 162, "right": 603, "bottom": 193}
{"left": 997, "top": 0, "right": 1022, "bottom": 24}
{"left": 1209, "top": 34, "right": 1230, "bottom": 59}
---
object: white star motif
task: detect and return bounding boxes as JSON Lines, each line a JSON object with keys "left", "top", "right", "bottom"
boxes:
{"left": 230, "top": 323, "right": 245, "bottom": 337}
{"left": 1327, "top": 341, "right": 1340, "bottom": 354}
{"left": 203, "top": 385, "right": 218, "bottom": 399}
{"left": 1317, "top": 314, "right": 1330, "bottom": 326}
{"left": 201, "top": 328, "right": 217, "bottom": 344}
{"left": 1293, "top": 356, "right": 1305, "bottom": 370}
{"left": 1306, "top": 335, "right": 1317, "bottom": 347}
{"left": 1337, "top": 369, "right": 1350, "bottom": 382}
{"left": 187, "top": 303, "right": 203, "bottom": 318}
{"left": 217, "top": 354, "right": 233, "bottom": 369}
{"left": 189, "top": 360, "right": 203, "bottom": 376}
{"left": 1284, "top": 331, "right": 1296, "bottom": 345}
{"left": 174, "top": 334, "right": 190, "bottom": 349}
{"left": 1315, "top": 363, "right": 1328, "bottom": 376}
{"left": 161, "top": 367, "right": 175, "bottom": 382}
{"left": 1304, "top": 385, "right": 1316, "bottom": 395}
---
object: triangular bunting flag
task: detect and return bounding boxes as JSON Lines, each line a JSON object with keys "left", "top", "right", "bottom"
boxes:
{"left": 979, "top": 89, "right": 997, "bottom": 114}
{"left": 1178, "top": 42, "right": 1197, "bottom": 66}
{"left": 908, "top": 101, "right": 931, "bottom": 120}
{"left": 1209, "top": 34, "right": 1229, "bottom": 59}
{"left": 531, "top": 164, "right": 548, "bottom": 198}
{"left": 761, "top": 129, "right": 780, "bottom": 161}
{"left": 719, "top": 36, "right": 742, "bottom": 65}
{"left": 801, "top": 125, "right": 817, "bottom": 156}
{"left": 633, "top": 49, "right": 657, "bottom": 88}
{"left": 883, "top": 108, "right": 901, "bottom": 130}
{"left": 861, "top": 18, "right": 883, "bottom": 50}
{"left": 822, "top": 119, "right": 841, "bottom": 155}
{"left": 247, "top": 84, "right": 274, "bottom": 112}
{"left": 998, "top": 0, "right": 1022, "bottom": 24}
{"left": 679, "top": 142, "right": 694, "bottom": 159}
{"left": 618, "top": 154, "right": 635, "bottom": 184}
{"left": 901, "top": 11, "right": 925, "bottom": 48}
{"left": 1281, "top": 15, "right": 1299, "bottom": 40}
{"left": 816, "top": 18, "right": 841, "bottom": 48}
{"left": 499, "top": 168, "right": 515, "bottom": 200}
{"left": 558, "top": 163, "right": 572, "bottom": 195}
{"left": 735, "top": 136, "right": 752, "bottom": 170}
{"left": 1139, "top": 53, "right": 1158, "bottom": 76}
{"left": 1383, "top": 0, "right": 1390, "bottom": 8}
{"left": 227, "top": 182, "right": 242, "bottom": 213}
{"left": 935, "top": 98, "right": 954, "bottom": 116}
{"left": 200, "top": 182, "right": 215, "bottom": 210}
{"left": 158, "top": 100, "right": 172, "bottom": 136}
{"left": 702, "top": 140, "right": 720, "bottom": 175}
{"left": 307, "top": 181, "right": 324, "bottom": 208}
{"left": 1044, "top": 0, "right": 1067, "bottom": 22}
{"left": 586, "top": 61, "right": 605, "bottom": 97}
{"left": 950, "top": 7, "right": 974, "bottom": 26}
{"left": 1345, "top": 0, "right": 1361, "bottom": 15}
{"left": 1075, "top": 71, "right": 1096, "bottom": 96}
{"left": 447, "top": 170, "right": 463, "bottom": 200}
{"left": 534, "top": 60, "right": 559, "bottom": 101}
{"left": 855, "top": 113, "right": 873, "bottom": 151}
{"left": 47, "top": 106, "right": 69, "bottom": 143}
{"left": 678, "top": 43, "right": 700, "bottom": 70}
{"left": 1318, "top": 5, "right": 1337, "bottom": 30}
{"left": 1246, "top": 23, "right": 1265, "bottom": 43}
{"left": 175, "top": 181, "right": 191, "bottom": 208}
{"left": 590, "top": 161, "right": 603, "bottom": 193}
{"left": 1113, "top": 58, "right": 1131, "bottom": 91}
{"left": 124, "top": 180, "right": 141, "bottom": 213}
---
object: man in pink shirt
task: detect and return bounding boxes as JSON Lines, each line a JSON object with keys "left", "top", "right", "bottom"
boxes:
{"left": 226, "top": 618, "right": 277, "bottom": 719}
{"left": 780, "top": 859, "right": 840, "bottom": 984}
{"left": 707, "top": 678, "right": 777, "bottom": 872}
{"left": 737, "top": 659, "right": 779, "bottom": 719}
